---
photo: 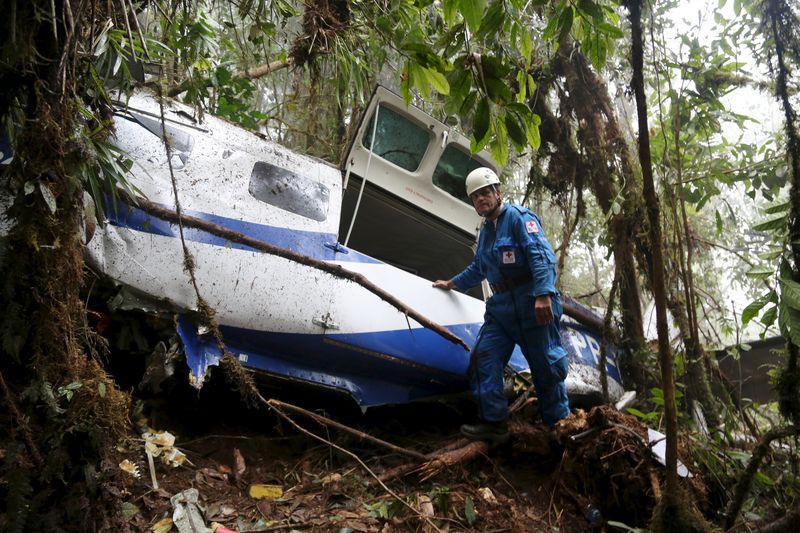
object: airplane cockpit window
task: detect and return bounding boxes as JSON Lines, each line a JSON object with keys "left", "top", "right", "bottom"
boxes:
{"left": 361, "top": 105, "right": 430, "bottom": 172}
{"left": 248, "top": 162, "right": 330, "bottom": 222}
{"left": 432, "top": 144, "right": 485, "bottom": 205}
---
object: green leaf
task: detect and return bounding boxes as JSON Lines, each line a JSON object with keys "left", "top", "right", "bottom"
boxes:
{"left": 505, "top": 112, "right": 527, "bottom": 151}
{"left": 516, "top": 70, "right": 528, "bottom": 103}
{"left": 761, "top": 305, "right": 778, "bottom": 328}
{"left": 779, "top": 298, "right": 800, "bottom": 347}
{"left": 525, "top": 112, "right": 541, "bottom": 150}
{"left": 409, "top": 63, "right": 430, "bottom": 99}
{"left": 781, "top": 277, "right": 800, "bottom": 310}
{"left": 625, "top": 407, "right": 649, "bottom": 419}
{"left": 557, "top": 6, "right": 575, "bottom": 43}
{"left": 460, "top": 0, "right": 485, "bottom": 33}
{"left": 443, "top": 0, "right": 459, "bottom": 26}
{"left": 120, "top": 501, "right": 140, "bottom": 518}
{"left": 401, "top": 63, "right": 412, "bottom": 104}
{"left": 476, "top": 0, "right": 505, "bottom": 38}
{"left": 98, "top": 382, "right": 107, "bottom": 398}
{"left": 472, "top": 97, "right": 491, "bottom": 146}
{"left": 485, "top": 76, "right": 513, "bottom": 103}
{"left": 597, "top": 21, "right": 625, "bottom": 39}
{"left": 578, "top": 0, "right": 604, "bottom": 19}
{"left": 542, "top": 13, "right": 560, "bottom": 41}
{"left": 423, "top": 67, "right": 450, "bottom": 95}
{"left": 490, "top": 118, "right": 508, "bottom": 165}
{"left": 745, "top": 266, "right": 773, "bottom": 280}
{"left": 755, "top": 471, "right": 775, "bottom": 486}
{"left": 764, "top": 200, "right": 790, "bottom": 215}
{"left": 520, "top": 27, "right": 532, "bottom": 67}
{"left": 742, "top": 296, "right": 767, "bottom": 326}
{"left": 753, "top": 214, "right": 787, "bottom": 232}
{"left": 464, "top": 495, "right": 476, "bottom": 526}
{"left": 715, "top": 210, "right": 723, "bottom": 236}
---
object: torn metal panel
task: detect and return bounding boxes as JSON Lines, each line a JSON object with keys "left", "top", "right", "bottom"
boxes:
{"left": 48, "top": 87, "right": 628, "bottom": 409}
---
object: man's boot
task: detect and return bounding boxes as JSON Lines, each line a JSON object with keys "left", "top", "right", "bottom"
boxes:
{"left": 460, "top": 419, "right": 509, "bottom": 445}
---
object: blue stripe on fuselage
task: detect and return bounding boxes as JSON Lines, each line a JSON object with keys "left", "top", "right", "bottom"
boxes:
{"left": 105, "top": 201, "right": 380, "bottom": 263}
{"left": 177, "top": 316, "right": 622, "bottom": 407}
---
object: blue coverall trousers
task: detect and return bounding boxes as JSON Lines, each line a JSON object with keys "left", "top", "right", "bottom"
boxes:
{"left": 469, "top": 291, "right": 570, "bottom": 427}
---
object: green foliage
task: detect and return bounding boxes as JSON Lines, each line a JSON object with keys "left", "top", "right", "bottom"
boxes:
{"left": 364, "top": 497, "right": 405, "bottom": 519}
{"left": 463, "top": 495, "right": 477, "bottom": 526}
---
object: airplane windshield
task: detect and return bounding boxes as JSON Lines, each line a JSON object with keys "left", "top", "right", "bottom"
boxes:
{"left": 361, "top": 105, "right": 430, "bottom": 172}
{"left": 432, "top": 144, "right": 485, "bottom": 206}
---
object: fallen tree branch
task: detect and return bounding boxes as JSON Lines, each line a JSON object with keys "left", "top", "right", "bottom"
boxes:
{"left": 260, "top": 387, "right": 443, "bottom": 533}
{"left": 267, "top": 399, "right": 427, "bottom": 461}
{"left": 418, "top": 440, "right": 490, "bottom": 481}
{"left": 724, "top": 425, "right": 799, "bottom": 529}
{"left": 562, "top": 297, "right": 607, "bottom": 334}
{"left": 167, "top": 58, "right": 295, "bottom": 97}
{"left": 377, "top": 388, "right": 539, "bottom": 484}
{"left": 118, "top": 192, "right": 470, "bottom": 352}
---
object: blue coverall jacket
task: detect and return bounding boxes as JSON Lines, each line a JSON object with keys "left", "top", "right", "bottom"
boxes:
{"left": 452, "top": 204, "right": 570, "bottom": 426}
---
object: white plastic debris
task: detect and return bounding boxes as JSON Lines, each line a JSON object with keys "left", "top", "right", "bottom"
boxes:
{"left": 119, "top": 459, "right": 141, "bottom": 478}
{"left": 647, "top": 428, "right": 693, "bottom": 478}
{"left": 171, "top": 488, "right": 212, "bottom": 533}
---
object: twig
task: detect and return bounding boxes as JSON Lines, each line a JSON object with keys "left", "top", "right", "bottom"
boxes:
{"left": 547, "top": 448, "right": 567, "bottom": 527}
{"left": 166, "top": 58, "right": 295, "bottom": 97}
{"left": 267, "top": 399, "right": 427, "bottom": 461}
{"left": 116, "top": 191, "right": 470, "bottom": 352}
{"left": 264, "top": 396, "right": 444, "bottom": 533}
{"left": 724, "top": 425, "right": 799, "bottom": 530}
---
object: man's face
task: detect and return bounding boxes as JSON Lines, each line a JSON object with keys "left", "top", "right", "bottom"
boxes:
{"left": 469, "top": 186, "right": 500, "bottom": 217}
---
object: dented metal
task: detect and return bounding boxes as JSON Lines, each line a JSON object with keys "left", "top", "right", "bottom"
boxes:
{"left": 2, "top": 87, "right": 625, "bottom": 409}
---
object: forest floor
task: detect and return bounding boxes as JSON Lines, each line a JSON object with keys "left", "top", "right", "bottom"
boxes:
{"left": 105, "top": 372, "right": 708, "bottom": 533}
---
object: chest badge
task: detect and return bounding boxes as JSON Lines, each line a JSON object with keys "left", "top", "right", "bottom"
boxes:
{"left": 526, "top": 220, "right": 539, "bottom": 233}
{"left": 502, "top": 250, "right": 516, "bottom": 264}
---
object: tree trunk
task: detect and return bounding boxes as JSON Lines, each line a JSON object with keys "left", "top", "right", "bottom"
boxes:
{"left": 534, "top": 43, "right": 650, "bottom": 389}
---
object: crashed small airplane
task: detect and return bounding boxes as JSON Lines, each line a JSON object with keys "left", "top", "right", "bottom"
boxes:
{"left": 2, "top": 86, "right": 625, "bottom": 410}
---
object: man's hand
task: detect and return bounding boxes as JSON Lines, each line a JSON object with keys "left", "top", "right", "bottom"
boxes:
{"left": 534, "top": 294, "right": 554, "bottom": 325}
{"left": 432, "top": 279, "right": 454, "bottom": 290}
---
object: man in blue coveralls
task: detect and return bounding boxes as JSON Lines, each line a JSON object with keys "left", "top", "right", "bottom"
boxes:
{"left": 433, "top": 167, "right": 570, "bottom": 444}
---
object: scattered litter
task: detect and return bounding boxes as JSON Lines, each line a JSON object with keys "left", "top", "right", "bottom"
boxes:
{"left": 248, "top": 484, "right": 283, "bottom": 500}
{"left": 143, "top": 430, "right": 191, "bottom": 467}
{"left": 146, "top": 448, "right": 159, "bottom": 490}
{"left": 171, "top": 488, "right": 212, "bottom": 533}
{"left": 207, "top": 501, "right": 237, "bottom": 520}
{"left": 232, "top": 448, "right": 246, "bottom": 479}
{"left": 417, "top": 494, "right": 434, "bottom": 517}
{"left": 319, "top": 473, "right": 342, "bottom": 486}
{"left": 478, "top": 487, "right": 498, "bottom": 504}
{"left": 647, "top": 428, "right": 693, "bottom": 478}
{"left": 152, "top": 517, "right": 173, "bottom": 533}
{"left": 119, "top": 459, "right": 141, "bottom": 478}
{"left": 210, "top": 523, "right": 238, "bottom": 533}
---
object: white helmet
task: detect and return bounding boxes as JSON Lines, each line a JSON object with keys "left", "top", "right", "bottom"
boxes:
{"left": 465, "top": 167, "right": 500, "bottom": 196}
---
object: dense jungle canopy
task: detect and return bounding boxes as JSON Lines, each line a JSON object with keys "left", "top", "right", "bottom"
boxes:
{"left": 1, "top": 0, "right": 800, "bottom": 531}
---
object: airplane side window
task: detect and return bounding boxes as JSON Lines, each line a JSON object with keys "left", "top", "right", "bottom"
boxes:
{"left": 361, "top": 105, "right": 429, "bottom": 172}
{"left": 248, "top": 162, "right": 330, "bottom": 222}
{"left": 432, "top": 144, "right": 486, "bottom": 205}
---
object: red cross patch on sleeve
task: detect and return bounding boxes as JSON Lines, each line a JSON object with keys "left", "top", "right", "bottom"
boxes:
{"left": 525, "top": 220, "right": 539, "bottom": 234}
{"left": 502, "top": 250, "right": 516, "bottom": 264}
